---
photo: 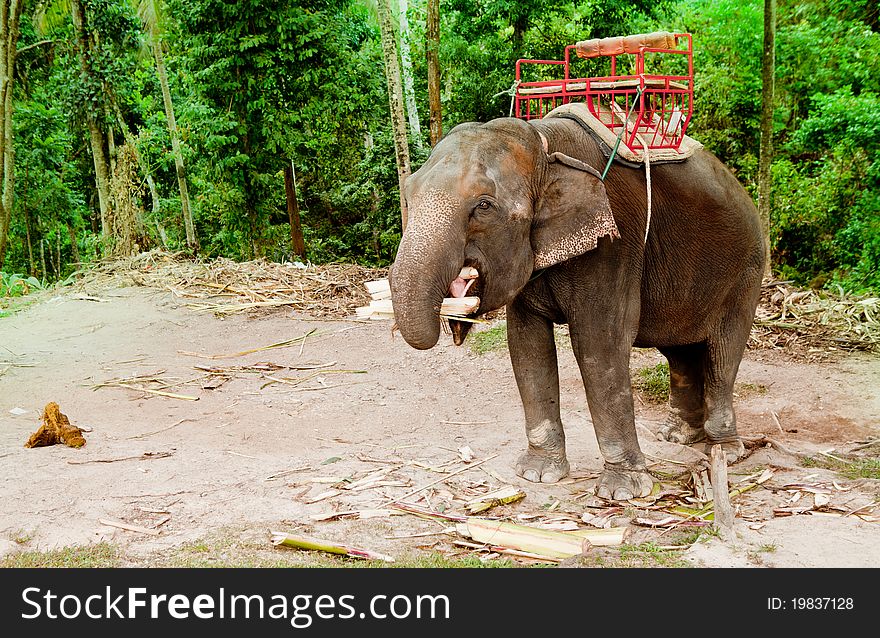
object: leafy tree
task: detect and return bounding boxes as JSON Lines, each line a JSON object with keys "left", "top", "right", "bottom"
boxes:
{"left": 170, "top": 0, "right": 386, "bottom": 259}
{"left": 137, "top": 0, "right": 197, "bottom": 251}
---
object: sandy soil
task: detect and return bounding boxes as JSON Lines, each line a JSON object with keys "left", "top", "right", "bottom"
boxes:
{"left": 1, "top": 285, "right": 878, "bottom": 567}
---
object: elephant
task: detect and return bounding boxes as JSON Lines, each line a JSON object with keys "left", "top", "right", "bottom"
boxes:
{"left": 389, "top": 115, "right": 765, "bottom": 501}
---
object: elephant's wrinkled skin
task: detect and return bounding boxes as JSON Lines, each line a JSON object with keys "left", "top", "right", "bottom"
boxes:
{"left": 389, "top": 116, "right": 765, "bottom": 501}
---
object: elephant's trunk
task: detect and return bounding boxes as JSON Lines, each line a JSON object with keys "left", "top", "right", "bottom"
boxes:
{"left": 390, "top": 189, "right": 464, "bottom": 350}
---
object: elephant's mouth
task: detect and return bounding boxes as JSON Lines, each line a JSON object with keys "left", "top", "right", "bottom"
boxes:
{"left": 447, "top": 263, "right": 482, "bottom": 346}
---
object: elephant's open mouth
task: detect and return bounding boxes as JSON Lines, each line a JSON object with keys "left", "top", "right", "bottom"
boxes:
{"left": 449, "top": 265, "right": 479, "bottom": 298}
{"left": 447, "top": 263, "right": 482, "bottom": 346}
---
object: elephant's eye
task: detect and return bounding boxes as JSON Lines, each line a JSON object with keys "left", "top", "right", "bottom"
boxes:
{"left": 476, "top": 200, "right": 491, "bottom": 210}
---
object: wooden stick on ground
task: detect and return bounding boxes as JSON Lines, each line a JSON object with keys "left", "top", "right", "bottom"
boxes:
{"left": 99, "top": 519, "right": 161, "bottom": 536}
{"left": 128, "top": 418, "right": 197, "bottom": 440}
{"left": 710, "top": 444, "right": 735, "bottom": 538}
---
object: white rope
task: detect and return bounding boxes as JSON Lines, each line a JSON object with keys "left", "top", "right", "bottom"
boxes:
{"left": 492, "top": 80, "right": 521, "bottom": 117}
{"left": 608, "top": 99, "right": 652, "bottom": 244}
{"left": 635, "top": 133, "right": 652, "bottom": 244}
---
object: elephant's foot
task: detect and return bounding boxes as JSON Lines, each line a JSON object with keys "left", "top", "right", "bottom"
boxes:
{"left": 658, "top": 414, "right": 706, "bottom": 446}
{"left": 596, "top": 463, "right": 654, "bottom": 501}
{"left": 515, "top": 447, "right": 570, "bottom": 484}
{"left": 698, "top": 438, "right": 746, "bottom": 463}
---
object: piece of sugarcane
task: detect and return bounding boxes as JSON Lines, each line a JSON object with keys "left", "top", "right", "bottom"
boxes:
{"left": 440, "top": 296, "right": 480, "bottom": 316}
{"left": 364, "top": 279, "right": 391, "bottom": 300}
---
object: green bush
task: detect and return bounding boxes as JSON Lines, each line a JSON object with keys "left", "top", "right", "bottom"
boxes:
{"left": 0, "top": 272, "right": 44, "bottom": 298}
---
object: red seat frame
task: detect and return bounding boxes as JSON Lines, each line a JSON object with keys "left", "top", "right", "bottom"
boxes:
{"left": 514, "top": 33, "right": 694, "bottom": 153}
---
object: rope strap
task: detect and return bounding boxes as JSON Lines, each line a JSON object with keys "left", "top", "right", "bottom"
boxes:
{"left": 493, "top": 80, "right": 522, "bottom": 117}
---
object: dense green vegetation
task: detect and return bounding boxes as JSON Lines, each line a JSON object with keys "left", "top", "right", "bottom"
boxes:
{"left": 1, "top": 0, "right": 878, "bottom": 292}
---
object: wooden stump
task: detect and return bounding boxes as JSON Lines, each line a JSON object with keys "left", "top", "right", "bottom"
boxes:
{"left": 710, "top": 444, "right": 735, "bottom": 538}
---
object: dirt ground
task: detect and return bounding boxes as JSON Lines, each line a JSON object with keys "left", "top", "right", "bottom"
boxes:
{"left": 1, "top": 283, "right": 878, "bottom": 567}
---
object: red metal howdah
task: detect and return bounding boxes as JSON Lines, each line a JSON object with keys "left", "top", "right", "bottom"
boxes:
{"left": 514, "top": 32, "right": 694, "bottom": 153}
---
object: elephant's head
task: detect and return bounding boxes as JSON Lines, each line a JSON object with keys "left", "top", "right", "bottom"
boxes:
{"left": 389, "top": 117, "right": 618, "bottom": 349}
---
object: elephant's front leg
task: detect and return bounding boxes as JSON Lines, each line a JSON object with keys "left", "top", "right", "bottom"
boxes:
{"left": 507, "top": 299, "right": 570, "bottom": 483}
{"left": 569, "top": 328, "right": 654, "bottom": 500}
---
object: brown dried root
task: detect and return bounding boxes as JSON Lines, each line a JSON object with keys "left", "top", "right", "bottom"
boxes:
{"left": 25, "top": 403, "right": 86, "bottom": 449}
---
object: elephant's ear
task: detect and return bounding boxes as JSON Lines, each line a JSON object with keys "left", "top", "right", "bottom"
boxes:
{"left": 531, "top": 159, "right": 619, "bottom": 269}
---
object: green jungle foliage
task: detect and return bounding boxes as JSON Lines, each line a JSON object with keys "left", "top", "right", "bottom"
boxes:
{"left": 1, "top": 0, "right": 877, "bottom": 292}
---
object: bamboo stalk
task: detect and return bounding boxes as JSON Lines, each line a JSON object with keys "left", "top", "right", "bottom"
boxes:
{"left": 270, "top": 531, "right": 394, "bottom": 562}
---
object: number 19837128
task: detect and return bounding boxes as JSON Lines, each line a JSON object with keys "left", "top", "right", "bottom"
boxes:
{"left": 768, "top": 597, "right": 854, "bottom": 611}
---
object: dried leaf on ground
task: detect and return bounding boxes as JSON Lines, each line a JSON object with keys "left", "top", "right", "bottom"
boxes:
{"left": 25, "top": 403, "right": 86, "bottom": 449}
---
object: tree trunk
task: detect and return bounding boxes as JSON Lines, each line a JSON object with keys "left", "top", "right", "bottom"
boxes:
{"left": 426, "top": 0, "right": 442, "bottom": 146}
{"left": 0, "top": 0, "right": 22, "bottom": 269}
{"left": 55, "top": 229, "right": 61, "bottom": 278}
{"left": 71, "top": 0, "right": 113, "bottom": 241}
{"left": 398, "top": 0, "right": 422, "bottom": 149}
{"left": 511, "top": 12, "right": 528, "bottom": 63}
{"left": 283, "top": 160, "right": 305, "bottom": 258}
{"left": 87, "top": 120, "right": 112, "bottom": 238}
{"left": 67, "top": 223, "right": 81, "bottom": 266}
{"left": 145, "top": 174, "right": 160, "bottom": 219}
{"left": 22, "top": 161, "right": 32, "bottom": 273}
{"left": 377, "top": 0, "right": 411, "bottom": 231}
{"left": 758, "top": 0, "right": 775, "bottom": 278}
{"left": 39, "top": 235, "right": 45, "bottom": 279}
{"left": 146, "top": 172, "right": 170, "bottom": 250}
{"left": 107, "top": 125, "right": 116, "bottom": 174}
{"left": 24, "top": 209, "right": 33, "bottom": 273}
{"left": 152, "top": 26, "right": 198, "bottom": 252}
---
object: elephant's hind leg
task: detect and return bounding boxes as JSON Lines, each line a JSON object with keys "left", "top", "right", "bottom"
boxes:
{"left": 508, "top": 299, "right": 570, "bottom": 484}
{"left": 700, "top": 303, "right": 756, "bottom": 462}
{"left": 657, "top": 344, "right": 707, "bottom": 445}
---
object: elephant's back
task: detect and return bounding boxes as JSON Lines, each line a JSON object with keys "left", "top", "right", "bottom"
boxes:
{"left": 535, "top": 117, "right": 765, "bottom": 345}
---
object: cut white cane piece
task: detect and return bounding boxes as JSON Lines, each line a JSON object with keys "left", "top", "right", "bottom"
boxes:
{"left": 440, "top": 296, "right": 480, "bottom": 316}
{"left": 364, "top": 279, "right": 391, "bottom": 300}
